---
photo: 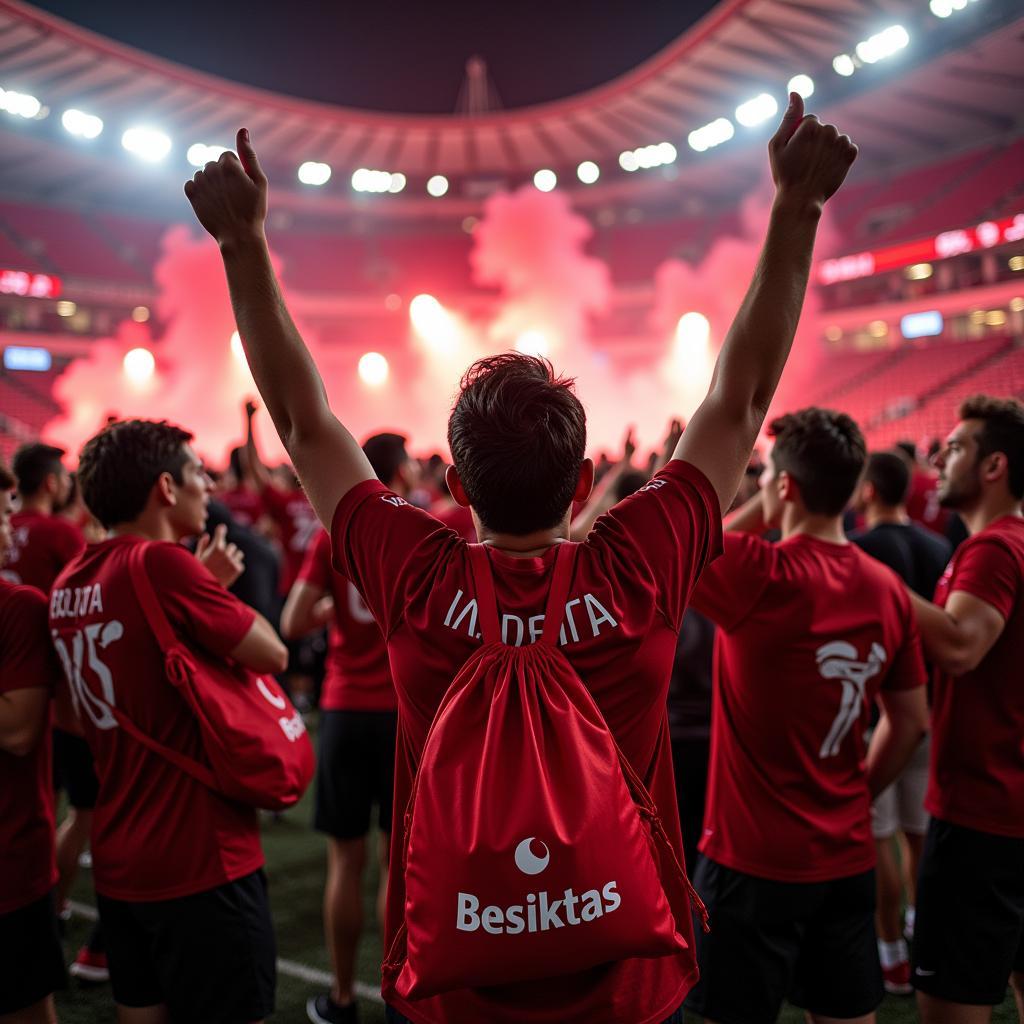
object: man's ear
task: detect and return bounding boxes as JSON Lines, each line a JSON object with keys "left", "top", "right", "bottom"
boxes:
{"left": 574, "top": 458, "right": 595, "bottom": 504}
{"left": 981, "top": 451, "right": 1008, "bottom": 486}
{"left": 445, "top": 464, "right": 471, "bottom": 508}
{"left": 777, "top": 469, "right": 798, "bottom": 505}
{"left": 154, "top": 471, "right": 177, "bottom": 508}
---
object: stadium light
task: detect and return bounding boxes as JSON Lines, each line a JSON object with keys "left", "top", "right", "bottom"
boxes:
{"left": 123, "top": 347, "right": 155, "bottom": 385}
{"left": 187, "top": 143, "right": 229, "bottom": 167}
{"left": 427, "top": 174, "right": 449, "bottom": 197}
{"left": 855, "top": 25, "right": 909, "bottom": 65}
{"left": 0, "top": 88, "right": 42, "bottom": 119}
{"left": 533, "top": 169, "right": 557, "bottom": 192}
{"left": 905, "top": 263, "right": 933, "bottom": 281}
{"left": 676, "top": 313, "right": 710, "bottom": 351}
{"left": 577, "top": 161, "right": 600, "bottom": 184}
{"left": 930, "top": 0, "right": 970, "bottom": 18}
{"left": 735, "top": 94, "right": 779, "bottom": 128}
{"left": 787, "top": 75, "right": 814, "bottom": 99}
{"left": 298, "top": 161, "right": 331, "bottom": 186}
{"left": 61, "top": 108, "right": 103, "bottom": 139}
{"left": 352, "top": 168, "right": 402, "bottom": 193}
{"left": 688, "top": 118, "right": 734, "bottom": 153}
{"left": 358, "top": 352, "right": 388, "bottom": 387}
{"left": 619, "top": 144, "right": 676, "bottom": 172}
{"left": 409, "top": 294, "right": 457, "bottom": 354}
{"left": 619, "top": 151, "right": 639, "bottom": 172}
{"left": 388, "top": 172, "right": 407, "bottom": 194}
{"left": 56, "top": 300, "right": 77, "bottom": 317}
{"left": 515, "top": 330, "right": 549, "bottom": 357}
{"left": 832, "top": 54, "right": 856, "bottom": 77}
{"left": 122, "top": 127, "right": 172, "bottom": 162}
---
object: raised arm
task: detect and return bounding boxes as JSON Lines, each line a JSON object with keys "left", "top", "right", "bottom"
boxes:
{"left": 242, "top": 399, "right": 272, "bottom": 491}
{"left": 675, "top": 93, "right": 857, "bottom": 510}
{"left": 184, "top": 130, "right": 375, "bottom": 528}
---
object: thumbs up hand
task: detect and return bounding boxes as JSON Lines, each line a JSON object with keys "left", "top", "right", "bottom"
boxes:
{"left": 184, "top": 128, "right": 268, "bottom": 249}
{"left": 769, "top": 93, "right": 858, "bottom": 211}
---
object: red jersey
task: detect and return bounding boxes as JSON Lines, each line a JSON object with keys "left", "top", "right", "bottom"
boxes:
{"left": 0, "top": 581, "right": 60, "bottom": 914}
{"left": 332, "top": 459, "right": 722, "bottom": 1024}
{"left": 49, "top": 536, "right": 263, "bottom": 901}
{"left": 220, "top": 487, "right": 265, "bottom": 529}
{"left": 430, "top": 501, "right": 476, "bottom": 541}
{"left": 6, "top": 511, "right": 85, "bottom": 592}
{"left": 263, "top": 484, "right": 318, "bottom": 592}
{"left": 906, "top": 468, "right": 950, "bottom": 535}
{"left": 297, "top": 530, "right": 394, "bottom": 712}
{"left": 690, "top": 533, "right": 926, "bottom": 883}
{"left": 927, "top": 514, "right": 1024, "bottom": 837}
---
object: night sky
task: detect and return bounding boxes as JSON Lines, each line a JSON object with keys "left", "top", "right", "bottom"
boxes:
{"left": 32, "top": 0, "right": 721, "bottom": 113}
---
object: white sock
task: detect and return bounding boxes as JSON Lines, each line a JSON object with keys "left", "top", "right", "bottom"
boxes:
{"left": 878, "top": 938, "right": 909, "bottom": 968}
{"left": 904, "top": 904, "right": 916, "bottom": 936}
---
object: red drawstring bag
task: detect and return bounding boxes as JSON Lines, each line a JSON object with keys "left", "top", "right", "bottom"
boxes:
{"left": 385, "top": 543, "right": 706, "bottom": 999}
{"left": 113, "top": 541, "right": 315, "bottom": 811}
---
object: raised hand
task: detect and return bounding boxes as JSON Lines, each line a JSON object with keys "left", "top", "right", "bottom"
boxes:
{"left": 769, "top": 92, "right": 857, "bottom": 210}
{"left": 245, "top": 399, "right": 258, "bottom": 421}
{"left": 184, "top": 128, "right": 268, "bottom": 248}
{"left": 195, "top": 523, "right": 246, "bottom": 588}
{"left": 622, "top": 427, "right": 637, "bottom": 464}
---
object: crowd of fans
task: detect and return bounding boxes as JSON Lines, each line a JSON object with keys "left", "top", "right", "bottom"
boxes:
{"left": 1, "top": 93, "right": 1022, "bottom": 1024}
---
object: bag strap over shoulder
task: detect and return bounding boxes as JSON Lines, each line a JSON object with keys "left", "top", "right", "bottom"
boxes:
{"left": 466, "top": 543, "right": 576, "bottom": 647}
{"left": 127, "top": 541, "right": 180, "bottom": 654}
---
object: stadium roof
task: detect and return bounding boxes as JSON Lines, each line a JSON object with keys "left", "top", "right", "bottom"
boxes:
{"left": 0, "top": 0, "right": 1022, "bottom": 217}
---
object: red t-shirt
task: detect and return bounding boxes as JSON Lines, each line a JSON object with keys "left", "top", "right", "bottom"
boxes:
{"left": 906, "top": 468, "right": 950, "bottom": 535}
{"left": 332, "top": 459, "right": 722, "bottom": 1024}
{"left": 297, "top": 530, "right": 394, "bottom": 712}
{"left": 49, "top": 536, "right": 264, "bottom": 901}
{"left": 927, "top": 514, "right": 1024, "bottom": 837}
{"left": 220, "top": 487, "right": 265, "bottom": 529}
{"left": 0, "top": 581, "right": 60, "bottom": 915}
{"left": 430, "top": 501, "right": 477, "bottom": 541}
{"left": 690, "top": 533, "right": 926, "bottom": 883}
{"left": 5, "top": 511, "right": 85, "bottom": 592}
{"left": 263, "top": 484, "right": 319, "bottom": 593}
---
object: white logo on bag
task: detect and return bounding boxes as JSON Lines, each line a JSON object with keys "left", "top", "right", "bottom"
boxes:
{"left": 514, "top": 837, "right": 550, "bottom": 876}
{"left": 456, "top": 840, "right": 621, "bottom": 935}
{"left": 256, "top": 677, "right": 307, "bottom": 742}
{"left": 257, "top": 677, "right": 287, "bottom": 710}
{"left": 816, "top": 640, "right": 886, "bottom": 758}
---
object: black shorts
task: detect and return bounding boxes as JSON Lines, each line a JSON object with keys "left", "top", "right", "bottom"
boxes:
{"left": 97, "top": 869, "right": 276, "bottom": 1023}
{"left": 913, "top": 817, "right": 1024, "bottom": 1005}
{"left": 684, "top": 857, "right": 883, "bottom": 1024}
{"left": 0, "top": 890, "right": 67, "bottom": 1015}
{"left": 52, "top": 727, "right": 99, "bottom": 809}
{"left": 314, "top": 709, "right": 397, "bottom": 840}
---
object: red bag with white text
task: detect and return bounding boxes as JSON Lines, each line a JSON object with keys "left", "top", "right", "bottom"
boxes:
{"left": 118, "top": 542, "right": 314, "bottom": 811}
{"left": 384, "top": 543, "right": 705, "bottom": 999}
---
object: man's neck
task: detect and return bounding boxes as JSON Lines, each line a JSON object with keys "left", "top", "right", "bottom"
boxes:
{"left": 780, "top": 507, "right": 848, "bottom": 544}
{"left": 110, "top": 514, "right": 179, "bottom": 544}
{"left": 477, "top": 514, "right": 571, "bottom": 558}
{"left": 17, "top": 495, "right": 52, "bottom": 515}
{"left": 864, "top": 504, "right": 909, "bottom": 529}
{"left": 960, "top": 494, "right": 1023, "bottom": 536}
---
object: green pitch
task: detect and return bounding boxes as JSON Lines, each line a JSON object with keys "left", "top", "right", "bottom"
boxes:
{"left": 54, "top": 718, "right": 1017, "bottom": 1023}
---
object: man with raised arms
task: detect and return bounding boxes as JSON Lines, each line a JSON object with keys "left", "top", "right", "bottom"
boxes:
{"left": 185, "top": 94, "right": 856, "bottom": 1024}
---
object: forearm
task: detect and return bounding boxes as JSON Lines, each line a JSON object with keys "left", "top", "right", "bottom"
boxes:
{"left": 220, "top": 237, "right": 336, "bottom": 452}
{"left": 909, "top": 590, "right": 969, "bottom": 674}
{"left": 866, "top": 711, "right": 926, "bottom": 798}
{"left": 725, "top": 491, "right": 766, "bottom": 534}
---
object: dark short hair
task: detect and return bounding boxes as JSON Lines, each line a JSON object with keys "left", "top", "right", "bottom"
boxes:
{"left": 0, "top": 461, "right": 14, "bottom": 492}
{"left": 447, "top": 353, "right": 586, "bottom": 535}
{"left": 78, "top": 420, "right": 193, "bottom": 528}
{"left": 363, "top": 433, "right": 408, "bottom": 488}
{"left": 769, "top": 408, "right": 867, "bottom": 516}
{"left": 864, "top": 451, "right": 911, "bottom": 508}
{"left": 12, "top": 443, "right": 65, "bottom": 497}
{"left": 960, "top": 394, "right": 1024, "bottom": 499}
{"left": 894, "top": 440, "right": 917, "bottom": 462}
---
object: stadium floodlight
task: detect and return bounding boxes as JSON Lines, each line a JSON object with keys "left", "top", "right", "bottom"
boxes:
{"left": 388, "top": 172, "right": 407, "bottom": 194}
{"left": 61, "top": 108, "right": 103, "bottom": 139}
{"left": 426, "top": 174, "right": 449, "bottom": 197}
{"left": 618, "top": 150, "right": 640, "bottom": 172}
{"left": 735, "top": 94, "right": 779, "bottom": 128}
{"left": 577, "top": 161, "right": 600, "bottom": 184}
{"left": 352, "top": 168, "right": 400, "bottom": 193}
{"left": 298, "top": 161, "right": 331, "bottom": 186}
{"left": 123, "top": 347, "right": 155, "bottom": 384}
{"left": 187, "top": 143, "right": 229, "bottom": 167}
{"left": 515, "top": 330, "right": 549, "bottom": 357}
{"left": 855, "top": 25, "right": 909, "bottom": 65}
{"left": 930, "top": 0, "right": 969, "bottom": 16}
{"left": 533, "top": 169, "right": 557, "bottom": 192}
{"left": 688, "top": 118, "right": 734, "bottom": 153}
{"left": 832, "top": 54, "right": 857, "bottom": 77}
{"left": 357, "top": 352, "right": 388, "bottom": 387}
{"left": 122, "top": 127, "right": 172, "bottom": 162}
{"left": 0, "top": 87, "right": 42, "bottom": 119}
{"left": 787, "top": 75, "right": 815, "bottom": 99}
{"left": 619, "top": 143, "right": 677, "bottom": 172}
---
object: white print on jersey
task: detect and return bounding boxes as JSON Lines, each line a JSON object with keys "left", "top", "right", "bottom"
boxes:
{"left": 816, "top": 640, "right": 887, "bottom": 758}
{"left": 442, "top": 589, "right": 618, "bottom": 645}
{"left": 52, "top": 620, "right": 124, "bottom": 730}
{"left": 50, "top": 583, "right": 104, "bottom": 619}
{"left": 347, "top": 581, "right": 375, "bottom": 624}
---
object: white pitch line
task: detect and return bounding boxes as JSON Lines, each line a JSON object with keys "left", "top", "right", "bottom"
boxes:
{"left": 67, "top": 900, "right": 383, "bottom": 1005}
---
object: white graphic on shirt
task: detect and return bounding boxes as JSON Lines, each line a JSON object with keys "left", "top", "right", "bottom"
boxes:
{"left": 52, "top": 620, "right": 124, "bottom": 731}
{"left": 816, "top": 640, "right": 887, "bottom": 758}
{"left": 347, "top": 581, "right": 375, "bottom": 624}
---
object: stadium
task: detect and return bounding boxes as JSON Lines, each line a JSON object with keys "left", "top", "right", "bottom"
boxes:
{"left": 0, "top": 0, "right": 1022, "bottom": 1021}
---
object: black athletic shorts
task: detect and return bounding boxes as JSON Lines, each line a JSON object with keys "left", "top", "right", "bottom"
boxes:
{"left": 314, "top": 709, "right": 397, "bottom": 840}
{"left": 913, "top": 817, "right": 1024, "bottom": 1005}
{"left": 0, "top": 890, "right": 67, "bottom": 1015}
{"left": 52, "top": 727, "right": 100, "bottom": 809}
{"left": 97, "top": 869, "right": 276, "bottom": 1023}
{"left": 684, "top": 856, "right": 883, "bottom": 1024}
